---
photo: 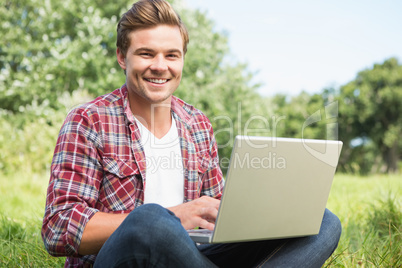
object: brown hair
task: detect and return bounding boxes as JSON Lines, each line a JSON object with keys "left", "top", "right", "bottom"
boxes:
{"left": 117, "top": 0, "right": 189, "bottom": 57}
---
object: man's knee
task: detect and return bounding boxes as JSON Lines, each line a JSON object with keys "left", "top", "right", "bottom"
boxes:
{"left": 320, "top": 208, "right": 342, "bottom": 254}
{"left": 121, "top": 204, "right": 183, "bottom": 247}
{"left": 125, "top": 203, "right": 178, "bottom": 226}
{"left": 323, "top": 209, "right": 342, "bottom": 239}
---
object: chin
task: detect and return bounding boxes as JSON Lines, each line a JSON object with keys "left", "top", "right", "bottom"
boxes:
{"left": 145, "top": 94, "right": 172, "bottom": 105}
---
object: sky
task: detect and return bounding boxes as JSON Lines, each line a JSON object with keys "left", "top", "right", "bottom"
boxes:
{"left": 185, "top": 0, "right": 402, "bottom": 97}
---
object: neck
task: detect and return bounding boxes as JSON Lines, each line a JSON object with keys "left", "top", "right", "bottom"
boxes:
{"left": 129, "top": 96, "right": 172, "bottom": 139}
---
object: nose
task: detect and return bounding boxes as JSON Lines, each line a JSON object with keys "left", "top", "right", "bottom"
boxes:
{"left": 150, "top": 54, "right": 168, "bottom": 72}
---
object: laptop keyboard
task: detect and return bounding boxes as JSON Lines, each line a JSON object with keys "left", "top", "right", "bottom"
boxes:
{"left": 187, "top": 229, "right": 213, "bottom": 236}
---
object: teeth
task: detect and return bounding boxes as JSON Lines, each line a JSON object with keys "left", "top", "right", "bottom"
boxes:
{"left": 147, "top": 78, "right": 167, "bottom": 84}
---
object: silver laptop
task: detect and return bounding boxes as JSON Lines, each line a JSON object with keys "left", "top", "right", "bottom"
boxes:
{"left": 188, "top": 135, "right": 343, "bottom": 243}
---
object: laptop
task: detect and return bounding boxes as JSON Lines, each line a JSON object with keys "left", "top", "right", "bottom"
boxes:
{"left": 188, "top": 135, "right": 343, "bottom": 244}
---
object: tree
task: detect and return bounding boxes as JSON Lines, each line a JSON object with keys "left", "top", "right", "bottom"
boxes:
{"left": 0, "top": 0, "right": 266, "bottom": 173}
{"left": 271, "top": 90, "right": 338, "bottom": 142}
{"left": 338, "top": 58, "right": 402, "bottom": 173}
{"left": 0, "top": 0, "right": 131, "bottom": 113}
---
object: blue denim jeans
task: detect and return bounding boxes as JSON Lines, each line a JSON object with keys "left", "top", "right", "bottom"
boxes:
{"left": 94, "top": 204, "right": 341, "bottom": 267}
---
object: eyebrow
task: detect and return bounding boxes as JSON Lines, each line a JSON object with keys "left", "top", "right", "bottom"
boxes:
{"left": 134, "top": 47, "right": 183, "bottom": 56}
{"left": 166, "top": 49, "right": 183, "bottom": 56}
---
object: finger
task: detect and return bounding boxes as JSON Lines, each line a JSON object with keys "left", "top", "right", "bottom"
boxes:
{"left": 200, "top": 206, "right": 218, "bottom": 220}
{"left": 198, "top": 218, "right": 215, "bottom": 231}
{"left": 198, "top": 196, "right": 220, "bottom": 211}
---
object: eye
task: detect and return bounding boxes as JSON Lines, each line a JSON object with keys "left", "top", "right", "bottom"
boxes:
{"left": 167, "top": 53, "right": 180, "bottom": 59}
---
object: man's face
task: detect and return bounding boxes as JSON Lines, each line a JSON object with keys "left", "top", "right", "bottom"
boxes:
{"left": 117, "top": 24, "right": 184, "bottom": 106}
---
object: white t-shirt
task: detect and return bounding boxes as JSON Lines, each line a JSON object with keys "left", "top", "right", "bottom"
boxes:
{"left": 135, "top": 116, "right": 184, "bottom": 207}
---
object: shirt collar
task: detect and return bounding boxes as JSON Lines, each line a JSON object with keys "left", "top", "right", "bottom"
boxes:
{"left": 120, "top": 84, "right": 194, "bottom": 129}
{"left": 121, "top": 84, "right": 137, "bottom": 125}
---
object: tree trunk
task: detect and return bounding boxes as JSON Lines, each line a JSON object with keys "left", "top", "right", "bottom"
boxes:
{"left": 385, "top": 141, "right": 399, "bottom": 173}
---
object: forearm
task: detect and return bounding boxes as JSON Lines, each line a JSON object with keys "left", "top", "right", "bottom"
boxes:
{"left": 78, "top": 212, "right": 128, "bottom": 255}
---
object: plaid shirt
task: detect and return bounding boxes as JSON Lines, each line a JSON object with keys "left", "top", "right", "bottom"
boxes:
{"left": 41, "top": 85, "right": 224, "bottom": 267}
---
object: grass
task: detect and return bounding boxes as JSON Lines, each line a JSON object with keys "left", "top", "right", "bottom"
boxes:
{"left": 0, "top": 216, "right": 65, "bottom": 267}
{"left": 0, "top": 172, "right": 400, "bottom": 267}
{"left": 325, "top": 174, "right": 401, "bottom": 267}
{"left": 0, "top": 172, "right": 66, "bottom": 267}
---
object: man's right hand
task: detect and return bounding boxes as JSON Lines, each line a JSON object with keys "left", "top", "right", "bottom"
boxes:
{"left": 168, "top": 196, "right": 220, "bottom": 231}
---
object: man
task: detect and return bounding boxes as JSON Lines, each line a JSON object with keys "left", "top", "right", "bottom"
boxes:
{"left": 42, "top": 0, "right": 342, "bottom": 267}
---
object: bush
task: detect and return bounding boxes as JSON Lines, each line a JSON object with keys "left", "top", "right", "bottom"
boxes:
{"left": 0, "top": 109, "right": 63, "bottom": 175}
{"left": 0, "top": 90, "right": 92, "bottom": 175}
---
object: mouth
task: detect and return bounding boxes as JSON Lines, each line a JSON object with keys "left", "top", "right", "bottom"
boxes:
{"left": 144, "top": 78, "right": 169, "bottom": 84}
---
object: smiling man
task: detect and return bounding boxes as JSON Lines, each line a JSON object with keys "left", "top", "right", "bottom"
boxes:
{"left": 41, "top": 0, "right": 341, "bottom": 267}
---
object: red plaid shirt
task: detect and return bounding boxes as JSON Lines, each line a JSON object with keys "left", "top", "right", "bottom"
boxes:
{"left": 41, "top": 85, "right": 224, "bottom": 267}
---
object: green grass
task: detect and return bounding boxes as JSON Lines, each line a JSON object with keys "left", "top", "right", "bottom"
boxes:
{"left": 325, "top": 174, "right": 401, "bottom": 267}
{"left": 0, "top": 172, "right": 66, "bottom": 267}
{"left": 0, "top": 172, "right": 400, "bottom": 267}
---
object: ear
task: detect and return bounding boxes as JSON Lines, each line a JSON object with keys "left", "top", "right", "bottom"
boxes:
{"left": 116, "top": 48, "right": 126, "bottom": 70}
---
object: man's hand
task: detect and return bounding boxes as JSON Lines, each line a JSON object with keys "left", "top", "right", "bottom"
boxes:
{"left": 168, "top": 196, "right": 220, "bottom": 231}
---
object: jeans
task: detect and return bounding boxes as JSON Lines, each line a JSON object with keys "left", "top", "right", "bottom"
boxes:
{"left": 94, "top": 204, "right": 341, "bottom": 268}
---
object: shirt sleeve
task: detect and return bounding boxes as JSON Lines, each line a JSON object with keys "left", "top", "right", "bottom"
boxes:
{"left": 199, "top": 115, "right": 225, "bottom": 200}
{"left": 41, "top": 108, "right": 103, "bottom": 257}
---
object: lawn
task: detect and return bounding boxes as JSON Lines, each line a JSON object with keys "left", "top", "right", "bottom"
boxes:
{"left": 0, "top": 172, "right": 400, "bottom": 267}
{"left": 325, "top": 174, "right": 401, "bottom": 267}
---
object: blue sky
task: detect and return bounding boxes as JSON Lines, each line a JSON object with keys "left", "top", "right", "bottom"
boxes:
{"left": 185, "top": 0, "right": 402, "bottom": 96}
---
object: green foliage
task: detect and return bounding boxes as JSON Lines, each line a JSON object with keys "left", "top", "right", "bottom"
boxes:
{"left": 0, "top": 0, "right": 267, "bottom": 173}
{"left": 0, "top": 106, "right": 64, "bottom": 175}
{"left": 272, "top": 92, "right": 312, "bottom": 139}
{"left": 0, "top": 89, "right": 92, "bottom": 175}
{"left": 269, "top": 58, "right": 402, "bottom": 175}
{"left": 271, "top": 90, "right": 338, "bottom": 141}
{"left": 0, "top": 0, "right": 128, "bottom": 112}
{"left": 337, "top": 58, "right": 402, "bottom": 174}
{"left": 1, "top": 0, "right": 401, "bottom": 178}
